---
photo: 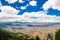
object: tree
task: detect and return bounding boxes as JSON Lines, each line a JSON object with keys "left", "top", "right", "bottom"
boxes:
{"left": 47, "top": 33, "right": 53, "bottom": 40}
{"left": 55, "top": 29, "right": 60, "bottom": 40}
{"left": 36, "top": 35, "right": 40, "bottom": 40}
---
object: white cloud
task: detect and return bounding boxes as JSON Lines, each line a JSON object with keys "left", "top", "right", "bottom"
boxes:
{"left": 22, "top": 12, "right": 60, "bottom": 22}
{"left": 0, "top": 6, "right": 60, "bottom": 22}
{"left": 0, "top": 8, "right": 60, "bottom": 22}
{"left": 5, "top": 0, "right": 18, "bottom": 4}
{"left": 5, "top": 0, "right": 25, "bottom": 4}
{"left": 19, "top": 0, "right": 25, "bottom": 3}
{"left": 20, "top": 4, "right": 28, "bottom": 10}
{"left": 0, "top": 1, "right": 2, "bottom": 7}
{"left": 0, "top": 0, "right": 59, "bottom": 22}
{"left": 20, "top": 6, "right": 26, "bottom": 10}
{"left": 29, "top": 0, "right": 37, "bottom": 6}
{"left": 0, "top": 6, "right": 19, "bottom": 15}
{"left": 43, "top": 0, "right": 60, "bottom": 11}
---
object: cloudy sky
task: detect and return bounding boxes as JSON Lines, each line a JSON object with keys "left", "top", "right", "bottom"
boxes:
{"left": 0, "top": 0, "right": 60, "bottom": 22}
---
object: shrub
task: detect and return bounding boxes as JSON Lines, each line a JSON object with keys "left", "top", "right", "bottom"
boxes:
{"left": 36, "top": 35, "right": 40, "bottom": 40}
{"left": 55, "top": 29, "right": 60, "bottom": 40}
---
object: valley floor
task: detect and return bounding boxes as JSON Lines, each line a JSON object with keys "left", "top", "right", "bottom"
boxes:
{"left": 4, "top": 25, "right": 60, "bottom": 40}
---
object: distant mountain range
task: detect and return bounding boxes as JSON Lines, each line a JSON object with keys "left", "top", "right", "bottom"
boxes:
{"left": 0, "top": 22, "right": 60, "bottom": 27}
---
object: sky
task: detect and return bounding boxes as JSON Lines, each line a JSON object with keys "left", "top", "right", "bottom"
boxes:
{"left": 0, "top": 0, "right": 60, "bottom": 22}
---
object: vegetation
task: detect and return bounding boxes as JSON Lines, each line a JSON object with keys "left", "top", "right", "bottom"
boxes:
{"left": 0, "top": 29, "right": 39, "bottom": 40}
{"left": 55, "top": 29, "right": 60, "bottom": 40}
{"left": 36, "top": 35, "right": 40, "bottom": 40}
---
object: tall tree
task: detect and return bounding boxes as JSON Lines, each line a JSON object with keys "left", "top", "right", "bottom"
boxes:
{"left": 36, "top": 35, "right": 40, "bottom": 40}
{"left": 55, "top": 29, "right": 60, "bottom": 40}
